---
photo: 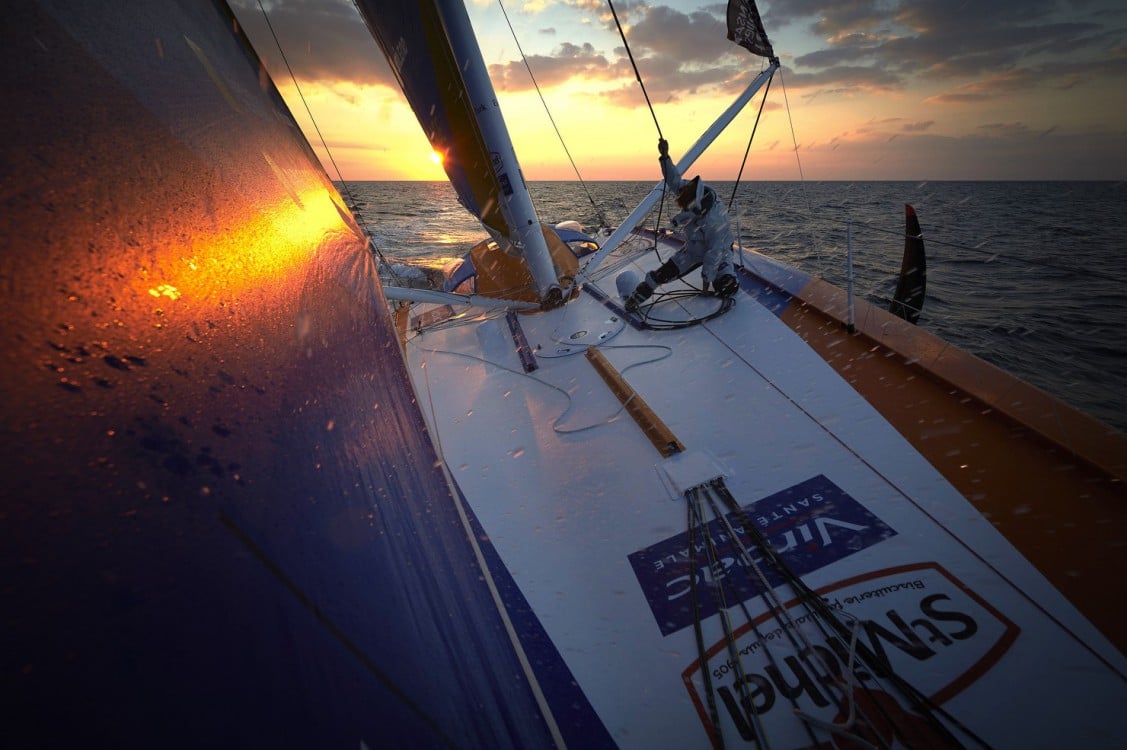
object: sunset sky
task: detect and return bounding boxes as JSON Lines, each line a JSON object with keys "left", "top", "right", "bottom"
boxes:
{"left": 232, "top": 0, "right": 1127, "bottom": 181}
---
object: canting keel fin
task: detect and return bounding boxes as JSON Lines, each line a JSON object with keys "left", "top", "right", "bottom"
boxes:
{"left": 889, "top": 203, "right": 926, "bottom": 324}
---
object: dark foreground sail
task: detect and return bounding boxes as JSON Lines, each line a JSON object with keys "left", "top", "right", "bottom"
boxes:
{"left": 1, "top": 2, "right": 559, "bottom": 747}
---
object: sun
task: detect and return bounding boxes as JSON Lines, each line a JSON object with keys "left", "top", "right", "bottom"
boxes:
{"left": 430, "top": 150, "right": 444, "bottom": 166}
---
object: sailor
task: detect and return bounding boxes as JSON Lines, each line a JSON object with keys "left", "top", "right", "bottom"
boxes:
{"left": 624, "top": 139, "right": 739, "bottom": 312}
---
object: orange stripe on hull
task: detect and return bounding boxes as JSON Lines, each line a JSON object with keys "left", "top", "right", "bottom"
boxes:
{"left": 777, "top": 278, "right": 1126, "bottom": 651}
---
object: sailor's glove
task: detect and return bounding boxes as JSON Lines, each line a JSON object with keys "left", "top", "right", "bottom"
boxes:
{"left": 658, "top": 138, "right": 669, "bottom": 158}
{"left": 715, "top": 274, "right": 738, "bottom": 298}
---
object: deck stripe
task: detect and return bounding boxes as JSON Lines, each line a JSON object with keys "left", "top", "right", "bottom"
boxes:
{"left": 736, "top": 261, "right": 1127, "bottom": 650}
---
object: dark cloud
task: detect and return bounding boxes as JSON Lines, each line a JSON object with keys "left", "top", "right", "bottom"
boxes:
{"left": 766, "top": 0, "right": 1126, "bottom": 97}
{"left": 594, "top": 5, "right": 765, "bottom": 102}
{"left": 783, "top": 65, "right": 904, "bottom": 93}
{"left": 488, "top": 43, "right": 627, "bottom": 91}
{"left": 231, "top": 0, "right": 393, "bottom": 86}
{"left": 230, "top": 0, "right": 1125, "bottom": 114}
{"left": 762, "top": 0, "right": 891, "bottom": 37}
{"left": 902, "top": 120, "right": 935, "bottom": 132}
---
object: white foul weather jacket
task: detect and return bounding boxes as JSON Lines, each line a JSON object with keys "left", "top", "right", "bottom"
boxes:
{"left": 658, "top": 155, "right": 735, "bottom": 286}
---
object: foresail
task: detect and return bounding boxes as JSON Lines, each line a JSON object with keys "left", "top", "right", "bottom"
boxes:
{"left": 727, "top": 0, "right": 775, "bottom": 59}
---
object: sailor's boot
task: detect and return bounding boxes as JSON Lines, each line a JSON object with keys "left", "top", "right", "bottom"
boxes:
{"left": 624, "top": 281, "right": 653, "bottom": 312}
{"left": 625, "top": 261, "right": 679, "bottom": 312}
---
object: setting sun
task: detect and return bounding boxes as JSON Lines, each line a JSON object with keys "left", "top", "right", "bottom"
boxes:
{"left": 430, "top": 150, "right": 444, "bottom": 166}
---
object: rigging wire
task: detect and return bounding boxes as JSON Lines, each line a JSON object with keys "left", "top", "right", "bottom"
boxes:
{"left": 728, "top": 67, "right": 775, "bottom": 212}
{"left": 497, "top": 0, "right": 609, "bottom": 229}
{"left": 607, "top": 0, "right": 663, "bottom": 140}
{"left": 843, "top": 215, "right": 1127, "bottom": 286}
{"left": 687, "top": 496, "right": 729, "bottom": 749}
{"left": 698, "top": 483, "right": 868, "bottom": 748}
{"left": 776, "top": 65, "right": 825, "bottom": 278}
{"left": 778, "top": 67, "right": 806, "bottom": 187}
{"left": 253, "top": 0, "right": 405, "bottom": 286}
{"left": 688, "top": 487, "right": 767, "bottom": 750}
{"left": 606, "top": 0, "right": 669, "bottom": 241}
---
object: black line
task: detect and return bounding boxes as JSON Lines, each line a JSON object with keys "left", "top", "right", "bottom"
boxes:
{"left": 218, "top": 512, "right": 459, "bottom": 749}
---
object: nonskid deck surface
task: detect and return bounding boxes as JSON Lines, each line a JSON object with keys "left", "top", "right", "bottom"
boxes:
{"left": 400, "top": 233, "right": 1125, "bottom": 748}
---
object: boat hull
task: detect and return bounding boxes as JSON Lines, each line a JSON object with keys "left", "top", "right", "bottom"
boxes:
{"left": 399, "top": 228, "right": 1126, "bottom": 748}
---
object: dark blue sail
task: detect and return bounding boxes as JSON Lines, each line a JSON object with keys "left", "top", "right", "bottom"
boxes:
{"left": 0, "top": 1, "right": 570, "bottom": 746}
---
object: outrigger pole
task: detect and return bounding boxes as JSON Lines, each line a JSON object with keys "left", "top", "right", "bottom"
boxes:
{"left": 577, "top": 59, "right": 779, "bottom": 283}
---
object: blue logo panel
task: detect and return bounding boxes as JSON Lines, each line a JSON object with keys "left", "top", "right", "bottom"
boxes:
{"left": 628, "top": 475, "right": 896, "bottom": 636}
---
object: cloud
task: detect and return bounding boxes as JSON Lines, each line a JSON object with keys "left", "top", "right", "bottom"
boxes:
{"left": 488, "top": 42, "right": 626, "bottom": 90}
{"left": 231, "top": 0, "right": 393, "bottom": 86}
{"left": 902, "top": 120, "right": 934, "bottom": 132}
{"left": 784, "top": 64, "right": 904, "bottom": 94}
{"left": 924, "top": 69, "right": 1039, "bottom": 103}
{"left": 976, "top": 122, "right": 1032, "bottom": 137}
{"left": 770, "top": 0, "right": 1127, "bottom": 99}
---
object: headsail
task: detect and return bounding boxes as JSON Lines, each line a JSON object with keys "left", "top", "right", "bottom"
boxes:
{"left": 356, "top": 0, "right": 562, "bottom": 305}
{"left": 727, "top": 0, "right": 775, "bottom": 59}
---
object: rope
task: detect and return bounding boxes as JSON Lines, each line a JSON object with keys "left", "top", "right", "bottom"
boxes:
{"left": 408, "top": 328, "right": 676, "bottom": 437}
{"left": 687, "top": 495, "right": 727, "bottom": 748}
{"left": 728, "top": 67, "right": 775, "bottom": 211}
{"left": 605, "top": 1, "right": 670, "bottom": 243}
{"left": 497, "top": 0, "right": 609, "bottom": 228}
{"left": 607, "top": 0, "right": 663, "bottom": 139}
{"left": 631, "top": 289, "right": 735, "bottom": 330}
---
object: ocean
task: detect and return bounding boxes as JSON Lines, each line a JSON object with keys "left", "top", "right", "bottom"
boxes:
{"left": 342, "top": 180, "right": 1127, "bottom": 433}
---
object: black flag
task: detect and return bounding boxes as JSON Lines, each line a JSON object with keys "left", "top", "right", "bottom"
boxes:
{"left": 726, "top": 0, "right": 774, "bottom": 59}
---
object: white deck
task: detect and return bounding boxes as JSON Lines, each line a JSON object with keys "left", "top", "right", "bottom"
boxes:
{"left": 400, "top": 235, "right": 1124, "bottom": 748}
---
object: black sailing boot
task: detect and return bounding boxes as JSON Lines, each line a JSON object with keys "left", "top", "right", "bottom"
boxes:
{"left": 624, "top": 281, "right": 653, "bottom": 312}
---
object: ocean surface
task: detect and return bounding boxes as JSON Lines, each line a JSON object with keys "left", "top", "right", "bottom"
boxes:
{"left": 342, "top": 180, "right": 1127, "bottom": 433}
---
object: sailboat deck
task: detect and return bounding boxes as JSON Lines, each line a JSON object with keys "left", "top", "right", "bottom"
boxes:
{"left": 399, "top": 232, "right": 1124, "bottom": 748}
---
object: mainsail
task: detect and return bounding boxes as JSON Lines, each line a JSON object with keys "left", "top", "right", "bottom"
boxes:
{"left": 357, "top": 0, "right": 561, "bottom": 304}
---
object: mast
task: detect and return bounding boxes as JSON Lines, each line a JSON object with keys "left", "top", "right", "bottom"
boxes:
{"left": 438, "top": 0, "right": 561, "bottom": 306}
{"left": 357, "top": 0, "right": 562, "bottom": 307}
